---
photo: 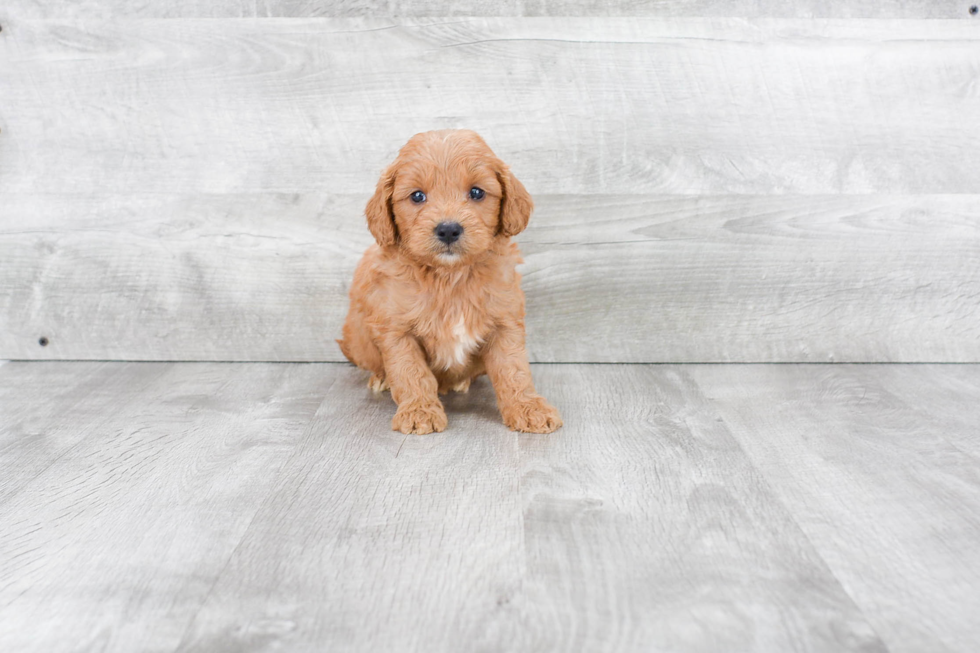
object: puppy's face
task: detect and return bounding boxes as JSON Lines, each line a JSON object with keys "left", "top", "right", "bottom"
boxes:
{"left": 365, "top": 130, "right": 532, "bottom": 266}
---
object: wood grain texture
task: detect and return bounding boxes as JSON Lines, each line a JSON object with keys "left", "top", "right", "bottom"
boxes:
{"left": 861, "top": 365, "right": 980, "bottom": 460}
{"left": 0, "top": 362, "right": 332, "bottom": 652}
{"left": 515, "top": 365, "right": 885, "bottom": 652}
{"left": 691, "top": 364, "right": 980, "bottom": 653}
{"left": 2, "top": 1, "right": 973, "bottom": 19}
{"left": 5, "top": 362, "right": 947, "bottom": 652}
{"left": 173, "top": 364, "right": 526, "bottom": 653}
{"left": 2, "top": 19, "right": 979, "bottom": 195}
{"left": 3, "top": 193, "right": 978, "bottom": 362}
{"left": 0, "top": 193, "right": 368, "bottom": 363}
{"left": 0, "top": 361, "right": 169, "bottom": 505}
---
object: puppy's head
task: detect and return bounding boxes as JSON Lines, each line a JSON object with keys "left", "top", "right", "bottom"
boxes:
{"left": 365, "top": 129, "right": 532, "bottom": 266}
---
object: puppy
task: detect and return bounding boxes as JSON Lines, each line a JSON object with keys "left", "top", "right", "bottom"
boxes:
{"left": 338, "top": 130, "right": 562, "bottom": 435}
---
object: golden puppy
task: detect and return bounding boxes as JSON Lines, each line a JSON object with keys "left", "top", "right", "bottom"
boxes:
{"left": 338, "top": 130, "right": 562, "bottom": 435}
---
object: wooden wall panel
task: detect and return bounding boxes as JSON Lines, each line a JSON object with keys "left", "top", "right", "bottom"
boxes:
{"left": 3, "top": 1, "right": 973, "bottom": 19}
{"left": 2, "top": 19, "right": 979, "bottom": 196}
{"left": 2, "top": 16, "right": 977, "bottom": 362}
{"left": 3, "top": 193, "right": 977, "bottom": 362}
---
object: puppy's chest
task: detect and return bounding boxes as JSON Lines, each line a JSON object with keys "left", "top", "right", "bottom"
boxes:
{"left": 417, "top": 310, "right": 489, "bottom": 372}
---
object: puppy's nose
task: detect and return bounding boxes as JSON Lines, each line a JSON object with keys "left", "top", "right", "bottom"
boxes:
{"left": 435, "top": 221, "right": 464, "bottom": 245}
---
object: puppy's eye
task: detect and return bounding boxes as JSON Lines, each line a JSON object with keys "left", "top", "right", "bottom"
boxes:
{"left": 410, "top": 190, "right": 426, "bottom": 204}
{"left": 469, "top": 187, "right": 485, "bottom": 201}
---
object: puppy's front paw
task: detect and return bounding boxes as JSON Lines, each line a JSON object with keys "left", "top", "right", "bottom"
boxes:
{"left": 502, "top": 396, "right": 562, "bottom": 434}
{"left": 392, "top": 402, "right": 448, "bottom": 435}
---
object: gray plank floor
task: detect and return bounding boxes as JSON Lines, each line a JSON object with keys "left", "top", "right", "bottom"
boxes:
{"left": 1, "top": 362, "right": 978, "bottom": 652}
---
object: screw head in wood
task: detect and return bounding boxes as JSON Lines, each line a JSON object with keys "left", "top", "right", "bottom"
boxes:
{"left": 39, "top": 336, "right": 49, "bottom": 347}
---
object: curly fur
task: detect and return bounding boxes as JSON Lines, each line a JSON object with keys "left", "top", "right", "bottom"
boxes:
{"left": 338, "top": 130, "right": 562, "bottom": 435}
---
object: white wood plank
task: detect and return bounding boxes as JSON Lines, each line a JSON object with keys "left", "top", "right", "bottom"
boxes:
{"left": 523, "top": 194, "right": 980, "bottom": 363}
{"left": 690, "top": 364, "right": 980, "bottom": 653}
{"left": 3, "top": 193, "right": 978, "bottom": 363}
{"left": 0, "top": 361, "right": 108, "bottom": 424}
{"left": 0, "top": 192, "right": 368, "bottom": 362}
{"left": 2, "top": 1, "right": 971, "bottom": 19}
{"left": 853, "top": 364, "right": 980, "bottom": 461}
{"left": 3, "top": 362, "right": 885, "bottom": 652}
{"left": 4, "top": 362, "right": 979, "bottom": 651}
{"left": 2, "top": 18, "right": 979, "bottom": 195}
{"left": 0, "top": 362, "right": 170, "bottom": 505}
{"left": 514, "top": 365, "right": 886, "bottom": 652}
{"left": 0, "top": 362, "right": 332, "bottom": 653}
{"left": 175, "top": 366, "right": 526, "bottom": 652}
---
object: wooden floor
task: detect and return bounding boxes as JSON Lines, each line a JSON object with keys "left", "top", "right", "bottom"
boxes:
{"left": 1, "top": 362, "right": 978, "bottom": 653}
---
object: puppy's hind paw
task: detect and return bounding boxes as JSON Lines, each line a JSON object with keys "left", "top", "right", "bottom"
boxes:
{"left": 368, "top": 374, "right": 389, "bottom": 393}
{"left": 439, "top": 378, "right": 472, "bottom": 395}
{"left": 502, "top": 396, "right": 562, "bottom": 434}
{"left": 392, "top": 402, "right": 448, "bottom": 435}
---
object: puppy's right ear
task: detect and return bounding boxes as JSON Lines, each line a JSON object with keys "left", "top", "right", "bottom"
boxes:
{"left": 365, "top": 166, "right": 398, "bottom": 247}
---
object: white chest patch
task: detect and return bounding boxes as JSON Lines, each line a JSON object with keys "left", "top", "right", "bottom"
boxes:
{"left": 449, "top": 316, "right": 481, "bottom": 369}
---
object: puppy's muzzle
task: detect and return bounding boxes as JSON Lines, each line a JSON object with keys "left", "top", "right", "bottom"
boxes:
{"left": 435, "top": 222, "right": 463, "bottom": 245}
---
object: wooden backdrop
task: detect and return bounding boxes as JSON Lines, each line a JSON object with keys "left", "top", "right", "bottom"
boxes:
{"left": 2, "top": 3, "right": 979, "bottom": 362}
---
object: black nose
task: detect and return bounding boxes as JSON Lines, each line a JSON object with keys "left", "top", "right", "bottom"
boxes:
{"left": 435, "top": 221, "right": 463, "bottom": 245}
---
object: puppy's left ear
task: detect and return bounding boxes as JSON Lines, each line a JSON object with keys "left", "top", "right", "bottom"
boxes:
{"left": 496, "top": 164, "right": 533, "bottom": 238}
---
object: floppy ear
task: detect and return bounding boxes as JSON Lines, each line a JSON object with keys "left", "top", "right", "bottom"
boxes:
{"left": 496, "top": 164, "right": 533, "bottom": 238}
{"left": 365, "top": 166, "right": 398, "bottom": 247}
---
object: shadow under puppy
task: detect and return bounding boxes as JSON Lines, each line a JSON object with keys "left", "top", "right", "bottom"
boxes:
{"left": 339, "top": 129, "right": 562, "bottom": 435}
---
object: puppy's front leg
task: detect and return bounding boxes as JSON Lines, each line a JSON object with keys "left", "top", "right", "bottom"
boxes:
{"left": 484, "top": 324, "right": 562, "bottom": 434}
{"left": 379, "top": 333, "right": 447, "bottom": 435}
